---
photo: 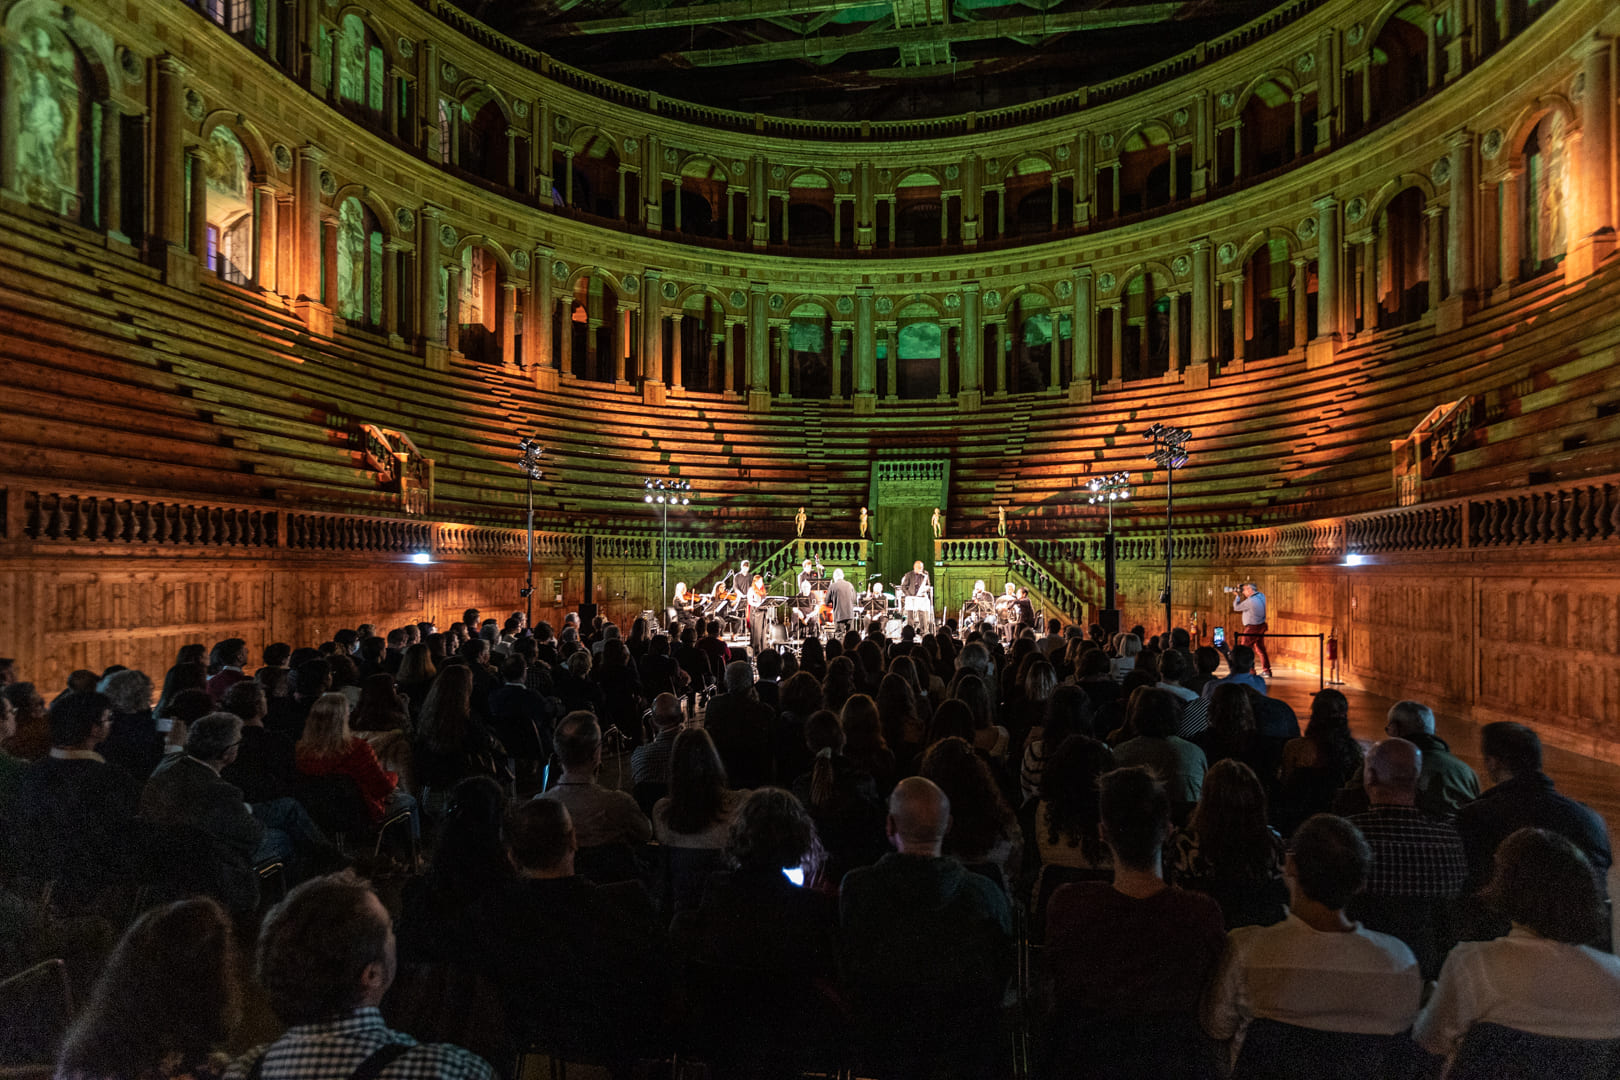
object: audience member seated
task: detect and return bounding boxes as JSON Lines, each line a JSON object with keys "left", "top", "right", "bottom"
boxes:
{"left": 840, "top": 776, "right": 1013, "bottom": 1079}
{"left": 1378, "top": 701, "right": 1480, "bottom": 818}
{"left": 295, "top": 693, "right": 418, "bottom": 837}
{"left": 465, "top": 800, "right": 669, "bottom": 1064}
{"left": 0, "top": 693, "right": 23, "bottom": 809}
{"left": 1455, "top": 721, "right": 1611, "bottom": 896}
{"left": 1414, "top": 828, "right": 1620, "bottom": 1065}
{"left": 154, "top": 662, "right": 208, "bottom": 730}
{"left": 1112, "top": 687, "right": 1209, "bottom": 812}
{"left": 228, "top": 873, "right": 494, "bottom": 1079}
{"left": 1030, "top": 735, "right": 1114, "bottom": 887}
{"left": 219, "top": 681, "right": 298, "bottom": 804}
{"left": 412, "top": 666, "right": 510, "bottom": 794}
{"left": 918, "top": 736, "right": 1021, "bottom": 888}
{"left": 591, "top": 639, "right": 647, "bottom": 741}
{"left": 96, "top": 670, "right": 160, "bottom": 780}
{"left": 2, "top": 681, "right": 50, "bottom": 760}
{"left": 1195, "top": 684, "right": 1270, "bottom": 781}
{"left": 630, "top": 693, "right": 682, "bottom": 790}
{"left": 653, "top": 728, "right": 748, "bottom": 849}
{"left": 206, "top": 639, "right": 252, "bottom": 703}
{"left": 1185, "top": 647, "right": 1221, "bottom": 697}
{"left": 397, "top": 776, "right": 516, "bottom": 965}
{"left": 703, "top": 661, "right": 776, "bottom": 789}
{"left": 486, "top": 655, "right": 553, "bottom": 767}
{"left": 394, "top": 644, "right": 437, "bottom": 720}
{"left": 286, "top": 659, "right": 333, "bottom": 737}
{"left": 9, "top": 692, "right": 144, "bottom": 906}
{"left": 952, "top": 674, "right": 1007, "bottom": 761}
{"left": 1275, "top": 690, "right": 1363, "bottom": 837}
{"left": 56, "top": 898, "right": 240, "bottom": 1080}
{"left": 1202, "top": 814, "right": 1423, "bottom": 1070}
{"left": 791, "top": 710, "right": 888, "bottom": 885}
{"left": 638, "top": 635, "right": 688, "bottom": 702}
{"left": 841, "top": 693, "right": 897, "bottom": 791}
{"left": 1044, "top": 766, "right": 1226, "bottom": 1076}
{"left": 1169, "top": 760, "right": 1287, "bottom": 930}
{"left": 536, "top": 711, "right": 652, "bottom": 850}
{"left": 1020, "top": 684, "right": 1094, "bottom": 804}
{"left": 1201, "top": 644, "right": 1267, "bottom": 698}
{"left": 875, "top": 672, "right": 927, "bottom": 773}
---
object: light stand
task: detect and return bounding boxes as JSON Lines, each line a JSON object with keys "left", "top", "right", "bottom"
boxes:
{"left": 1086, "top": 471, "right": 1132, "bottom": 636}
{"left": 643, "top": 477, "right": 695, "bottom": 626}
{"left": 516, "top": 438, "right": 545, "bottom": 630}
{"left": 1144, "top": 423, "right": 1192, "bottom": 635}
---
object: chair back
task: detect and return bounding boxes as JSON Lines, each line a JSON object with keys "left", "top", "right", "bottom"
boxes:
{"left": 1446, "top": 1022, "right": 1620, "bottom": 1080}
{"left": 1232, "top": 1019, "right": 1412, "bottom": 1080}
{"left": 1346, "top": 894, "right": 1455, "bottom": 981}
{"left": 0, "top": 959, "right": 72, "bottom": 1067}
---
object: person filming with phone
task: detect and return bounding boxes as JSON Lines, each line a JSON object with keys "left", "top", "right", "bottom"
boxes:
{"left": 1225, "top": 582, "right": 1272, "bottom": 679}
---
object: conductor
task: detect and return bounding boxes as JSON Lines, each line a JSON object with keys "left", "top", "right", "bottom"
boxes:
{"left": 827, "top": 568, "right": 858, "bottom": 633}
{"left": 901, "top": 560, "right": 934, "bottom": 633}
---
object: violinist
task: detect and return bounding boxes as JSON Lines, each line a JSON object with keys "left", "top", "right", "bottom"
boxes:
{"left": 747, "top": 572, "right": 769, "bottom": 654}
{"left": 671, "top": 581, "right": 694, "bottom": 629}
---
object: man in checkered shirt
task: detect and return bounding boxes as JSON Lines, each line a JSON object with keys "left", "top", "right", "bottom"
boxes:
{"left": 1346, "top": 739, "right": 1467, "bottom": 898}
{"left": 225, "top": 872, "right": 493, "bottom": 1080}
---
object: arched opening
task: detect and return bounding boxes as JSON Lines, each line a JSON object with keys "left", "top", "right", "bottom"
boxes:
{"left": 895, "top": 173, "right": 943, "bottom": 248}
{"left": 677, "top": 297, "right": 722, "bottom": 391}
{"left": 201, "top": 0, "right": 277, "bottom": 52}
{"left": 1122, "top": 271, "right": 1173, "bottom": 379}
{"left": 334, "top": 14, "right": 385, "bottom": 128}
{"left": 1119, "top": 126, "right": 1173, "bottom": 213}
{"left": 8, "top": 21, "right": 98, "bottom": 225}
{"left": 1520, "top": 113, "right": 1568, "bottom": 281}
{"left": 1240, "top": 79, "right": 1313, "bottom": 176}
{"left": 1376, "top": 187, "right": 1431, "bottom": 327}
{"left": 670, "top": 159, "right": 725, "bottom": 237}
{"left": 1007, "top": 157, "right": 1071, "bottom": 235}
{"left": 460, "top": 99, "right": 510, "bottom": 187}
{"left": 560, "top": 134, "right": 619, "bottom": 218}
{"left": 1241, "top": 239, "right": 1294, "bottom": 360}
{"left": 788, "top": 304, "right": 831, "bottom": 398}
{"left": 787, "top": 172, "right": 834, "bottom": 248}
{"left": 201, "top": 127, "right": 254, "bottom": 286}
{"left": 1369, "top": 6, "right": 1430, "bottom": 123}
{"left": 453, "top": 245, "right": 501, "bottom": 364}
{"left": 895, "top": 303, "right": 943, "bottom": 399}
{"left": 336, "top": 196, "right": 383, "bottom": 329}
{"left": 565, "top": 273, "right": 627, "bottom": 383}
{"left": 1009, "top": 297, "right": 1063, "bottom": 392}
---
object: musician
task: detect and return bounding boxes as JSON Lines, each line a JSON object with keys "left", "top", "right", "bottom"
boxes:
{"left": 901, "top": 560, "right": 933, "bottom": 632}
{"left": 732, "top": 560, "right": 753, "bottom": 597}
{"left": 797, "top": 559, "right": 818, "bottom": 593}
{"left": 1015, "top": 586, "right": 1036, "bottom": 629}
{"left": 972, "top": 579, "right": 994, "bottom": 605}
{"left": 671, "top": 582, "right": 694, "bottom": 628}
{"left": 827, "top": 568, "right": 857, "bottom": 632}
{"left": 747, "top": 573, "right": 769, "bottom": 654}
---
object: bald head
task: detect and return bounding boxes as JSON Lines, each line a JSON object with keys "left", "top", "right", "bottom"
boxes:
{"left": 651, "top": 692, "right": 681, "bottom": 729}
{"left": 1364, "top": 738, "right": 1422, "bottom": 806}
{"left": 887, "top": 776, "right": 952, "bottom": 855}
{"left": 1386, "top": 700, "right": 1435, "bottom": 738}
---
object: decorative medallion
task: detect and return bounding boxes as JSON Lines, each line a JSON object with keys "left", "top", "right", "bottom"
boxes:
{"left": 1055, "top": 279, "right": 1074, "bottom": 300}
{"left": 1172, "top": 255, "right": 1192, "bottom": 277}
{"left": 943, "top": 293, "right": 961, "bottom": 311}
{"left": 622, "top": 274, "right": 639, "bottom": 294}
{"left": 1173, "top": 107, "right": 1189, "bottom": 127}
{"left": 768, "top": 293, "right": 785, "bottom": 311}
{"left": 945, "top": 164, "right": 960, "bottom": 181}
{"left": 729, "top": 290, "right": 746, "bottom": 308}
{"left": 875, "top": 296, "right": 894, "bottom": 315}
{"left": 394, "top": 208, "right": 414, "bottom": 232}
{"left": 512, "top": 251, "right": 529, "bottom": 272}
{"left": 1218, "top": 241, "right": 1238, "bottom": 265}
{"left": 319, "top": 170, "right": 336, "bottom": 196}
{"left": 836, "top": 296, "right": 854, "bottom": 315}
{"left": 184, "top": 89, "right": 204, "bottom": 121}
{"left": 661, "top": 280, "right": 678, "bottom": 300}
{"left": 1431, "top": 157, "right": 1452, "bottom": 184}
{"left": 117, "top": 47, "right": 142, "bottom": 82}
{"left": 1347, "top": 23, "right": 1365, "bottom": 45}
{"left": 771, "top": 164, "right": 785, "bottom": 181}
{"left": 987, "top": 159, "right": 1000, "bottom": 175}
{"left": 878, "top": 169, "right": 891, "bottom": 183}
{"left": 273, "top": 144, "right": 293, "bottom": 172}
{"left": 1219, "top": 90, "right": 1236, "bottom": 109}
{"left": 440, "top": 225, "right": 458, "bottom": 248}
{"left": 514, "top": 101, "right": 528, "bottom": 119}
{"left": 1345, "top": 197, "right": 1367, "bottom": 224}
{"left": 984, "top": 290, "right": 1002, "bottom": 309}
{"left": 553, "top": 260, "right": 570, "bottom": 282}
{"left": 836, "top": 168, "right": 852, "bottom": 185}
{"left": 441, "top": 62, "right": 458, "bottom": 83}
{"left": 623, "top": 137, "right": 639, "bottom": 154}
{"left": 1056, "top": 145, "right": 1070, "bottom": 162}
{"left": 398, "top": 37, "right": 415, "bottom": 58}
{"left": 1481, "top": 128, "right": 1505, "bottom": 159}
{"left": 1296, "top": 51, "right": 1316, "bottom": 74}
{"left": 731, "top": 160, "right": 744, "bottom": 175}
{"left": 665, "top": 147, "right": 678, "bottom": 165}
{"left": 554, "top": 115, "right": 571, "bottom": 135}
{"left": 1099, "top": 133, "right": 1115, "bottom": 151}
{"left": 1098, "top": 272, "right": 1117, "bottom": 292}
{"left": 1296, "top": 217, "right": 1318, "bottom": 240}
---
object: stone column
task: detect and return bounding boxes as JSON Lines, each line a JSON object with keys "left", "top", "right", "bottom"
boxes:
{"left": 830, "top": 324, "right": 844, "bottom": 400}
{"left": 994, "top": 188, "right": 1005, "bottom": 236}
{"left": 1071, "top": 267, "right": 1095, "bottom": 401}
{"left": 1233, "top": 120, "right": 1244, "bottom": 178}
{"left": 1569, "top": 34, "right": 1616, "bottom": 278}
{"left": 857, "top": 161, "right": 875, "bottom": 250}
{"left": 721, "top": 321, "right": 735, "bottom": 394}
{"left": 1498, "top": 171, "right": 1523, "bottom": 289}
{"left": 670, "top": 314, "right": 684, "bottom": 389}
{"left": 855, "top": 286, "right": 877, "bottom": 410}
{"left": 889, "top": 196, "right": 899, "bottom": 246}
{"left": 640, "top": 270, "right": 661, "bottom": 386}
{"left": 938, "top": 326, "right": 951, "bottom": 398}
{"left": 156, "top": 58, "right": 190, "bottom": 257}
{"left": 381, "top": 240, "right": 399, "bottom": 337}
{"left": 533, "top": 246, "right": 553, "bottom": 373}
{"left": 585, "top": 316, "right": 600, "bottom": 380}
{"left": 1075, "top": 133, "right": 1092, "bottom": 226}
{"left": 885, "top": 326, "right": 899, "bottom": 400}
{"left": 747, "top": 284, "right": 770, "bottom": 409}
{"left": 960, "top": 283, "right": 982, "bottom": 409}
{"left": 186, "top": 147, "right": 209, "bottom": 267}
{"left": 1314, "top": 196, "right": 1341, "bottom": 347}
{"left": 616, "top": 307, "right": 632, "bottom": 384}
{"left": 445, "top": 263, "right": 462, "bottom": 354}
{"left": 415, "top": 210, "right": 441, "bottom": 342}
{"left": 616, "top": 167, "right": 627, "bottom": 220}
{"left": 252, "top": 184, "right": 276, "bottom": 290}
{"left": 750, "top": 155, "right": 768, "bottom": 246}
{"left": 1361, "top": 233, "right": 1379, "bottom": 330}
{"left": 1425, "top": 206, "right": 1444, "bottom": 310}
{"left": 642, "top": 133, "right": 660, "bottom": 228}
{"left": 1167, "top": 292, "right": 1183, "bottom": 376}
{"left": 999, "top": 322, "right": 1013, "bottom": 393}
{"left": 562, "top": 150, "right": 575, "bottom": 205}
{"left": 776, "top": 326, "right": 790, "bottom": 398}
{"left": 961, "top": 154, "right": 981, "bottom": 244}
{"left": 295, "top": 146, "right": 325, "bottom": 303}
{"left": 1293, "top": 93, "right": 1305, "bottom": 157}
{"left": 1316, "top": 28, "right": 1338, "bottom": 148}
{"left": 1108, "top": 304, "right": 1124, "bottom": 383}
{"left": 499, "top": 282, "right": 517, "bottom": 367}
{"left": 99, "top": 102, "right": 124, "bottom": 240}
{"left": 1292, "top": 258, "right": 1309, "bottom": 349}
{"left": 1229, "top": 276, "right": 1247, "bottom": 364}
{"left": 322, "top": 216, "right": 339, "bottom": 309}
{"left": 1448, "top": 130, "right": 1477, "bottom": 301}
{"left": 1191, "top": 240, "right": 1213, "bottom": 364}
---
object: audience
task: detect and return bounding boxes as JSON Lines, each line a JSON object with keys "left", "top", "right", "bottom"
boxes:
{"left": 1030, "top": 734, "right": 1114, "bottom": 879}
{"left": 702, "top": 661, "right": 775, "bottom": 788}
{"left": 1346, "top": 739, "right": 1467, "bottom": 906}
{"left": 1275, "top": 689, "right": 1363, "bottom": 836}
{"left": 652, "top": 729, "right": 747, "bottom": 849}
{"left": 791, "top": 709, "right": 888, "bottom": 884}
{"left": 535, "top": 711, "right": 652, "bottom": 849}
{"left": 397, "top": 776, "right": 515, "bottom": 965}
{"left": 1381, "top": 700, "right": 1481, "bottom": 817}
{"left": 1170, "top": 759, "right": 1288, "bottom": 929}
{"left": 918, "top": 736, "right": 1021, "bottom": 885}
{"left": 294, "top": 693, "right": 418, "bottom": 836}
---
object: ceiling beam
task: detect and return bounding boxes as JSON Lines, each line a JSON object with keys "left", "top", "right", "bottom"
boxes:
{"left": 549, "top": 0, "right": 876, "bottom": 36}
{"left": 675, "top": 2, "right": 1187, "bottom": 67}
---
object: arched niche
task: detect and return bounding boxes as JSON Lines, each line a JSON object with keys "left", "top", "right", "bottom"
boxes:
{"left": 895, "top": 300, "right": 944, "bottom": 399}
{"left": 200, "top": 125, "right": 256, "bottom": 286}
{"left": 1375, "top": 186, "right": 1431, "bottom": 328}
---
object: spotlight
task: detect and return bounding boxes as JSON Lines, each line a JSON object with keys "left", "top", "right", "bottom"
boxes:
{"left": 410, "top": 552, "right": 431, "bottom": 565}
{"left": 1345, "top": 553, "right": 1367, "bottom": 567}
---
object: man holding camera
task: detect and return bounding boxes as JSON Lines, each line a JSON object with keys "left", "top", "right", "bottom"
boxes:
{"left": 1227, "top": 582, "right": 1273, "bottom": 678}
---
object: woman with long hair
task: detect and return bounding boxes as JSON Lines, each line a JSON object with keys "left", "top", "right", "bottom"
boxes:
{"left": 351, "top": 672, "right": 410, "bottom": 733}
{"left": 1276, "top": 688, "right": 1363, "bottom": 835}
{"left": 654, "top": 728, "right": 747, "bottom": 849}
{"left": 918, "top": 736, "right": 1021, "bottom": 884}
{"left": 821, "top": 656, "right": 858, "bottom": 714}
{"left": 1169, "top": 759, "right": 1287, "bottom": 928}
{"left": 840, "top": 693, "right": 895, "bottom": 789}
{"left": 927, "top": 698, "right": 978, "bottom": 746}
{"left": 394, "top": 643, "right": 437, "bottom": 718}
{"left": 413, "top": 666, "right": 507, "bottom": 791}
{"left": 876, "top": 672, "right": 926, "bottom": 767}
{"left": 1198, "top": 683, "right": 1258, "bottom": 769}
{"left": 154, "top": 662, "right": 208, "bottom": 725}
{"left": 56, "top": 899, "right": 240, "bottom": 1080}
{"left": 626, "top": 615, "right": 650, "bottom": 661}
{"left": 1033, "top": 735, "right": 1114, "bottom": 875}
{"left": 296, "top": 692, "right": 417, "bottom": 833}
{"left": 798, "top": 637, "right": 828, "bottom": 681}
{"left": 855, "top": 639, "right": 886, "bottom": 695}
{"left": 952, "top": 674, "right": 1008, "bottom": 761}
{"left": 1020, "top": 683, "right": 1094, "bottom": 803}
{"left": 791, "top": 710, "right": 887, "bottom": 884}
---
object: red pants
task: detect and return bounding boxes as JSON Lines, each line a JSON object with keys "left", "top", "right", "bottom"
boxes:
{"left": 1240, "top": 622, "right": 1271, "bottom": 673}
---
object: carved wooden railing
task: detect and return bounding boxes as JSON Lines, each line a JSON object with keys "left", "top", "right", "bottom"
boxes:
{"left": 22, "top": 491, "right": 279, "bottom": 547}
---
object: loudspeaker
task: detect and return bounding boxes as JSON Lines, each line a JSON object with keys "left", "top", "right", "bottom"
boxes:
{"left": 576, "top": 602, "right": 598, "bottom": 626}
{"left": 1099, "top": 608, "right": 1121, "bottom": 635}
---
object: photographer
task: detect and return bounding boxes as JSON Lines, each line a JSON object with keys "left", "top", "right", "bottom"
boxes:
{"left": 1226, "top": 583, "right": 1273, "bottom": 679}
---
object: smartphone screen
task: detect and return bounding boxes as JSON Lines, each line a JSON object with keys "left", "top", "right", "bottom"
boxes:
{"left": 781, "top": 865, "right": 805, "bottom": 887}
{"left": 1212, "top": 627, "right": 1226, "bottom": 647}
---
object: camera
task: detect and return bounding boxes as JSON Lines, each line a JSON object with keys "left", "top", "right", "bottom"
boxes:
{"left": 1222, "top": 585, "right": 1237, "bottom": 594}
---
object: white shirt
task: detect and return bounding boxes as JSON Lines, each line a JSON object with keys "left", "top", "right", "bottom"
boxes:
{"left": 1414, "top": 928, "right": 1620, "bottom": 1058}
{"left": 1234, "top": 591, "right": 1268, "bottom": 625}
{"left": 1203, "top": 912, "right": 1421, "bottom": 1066}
